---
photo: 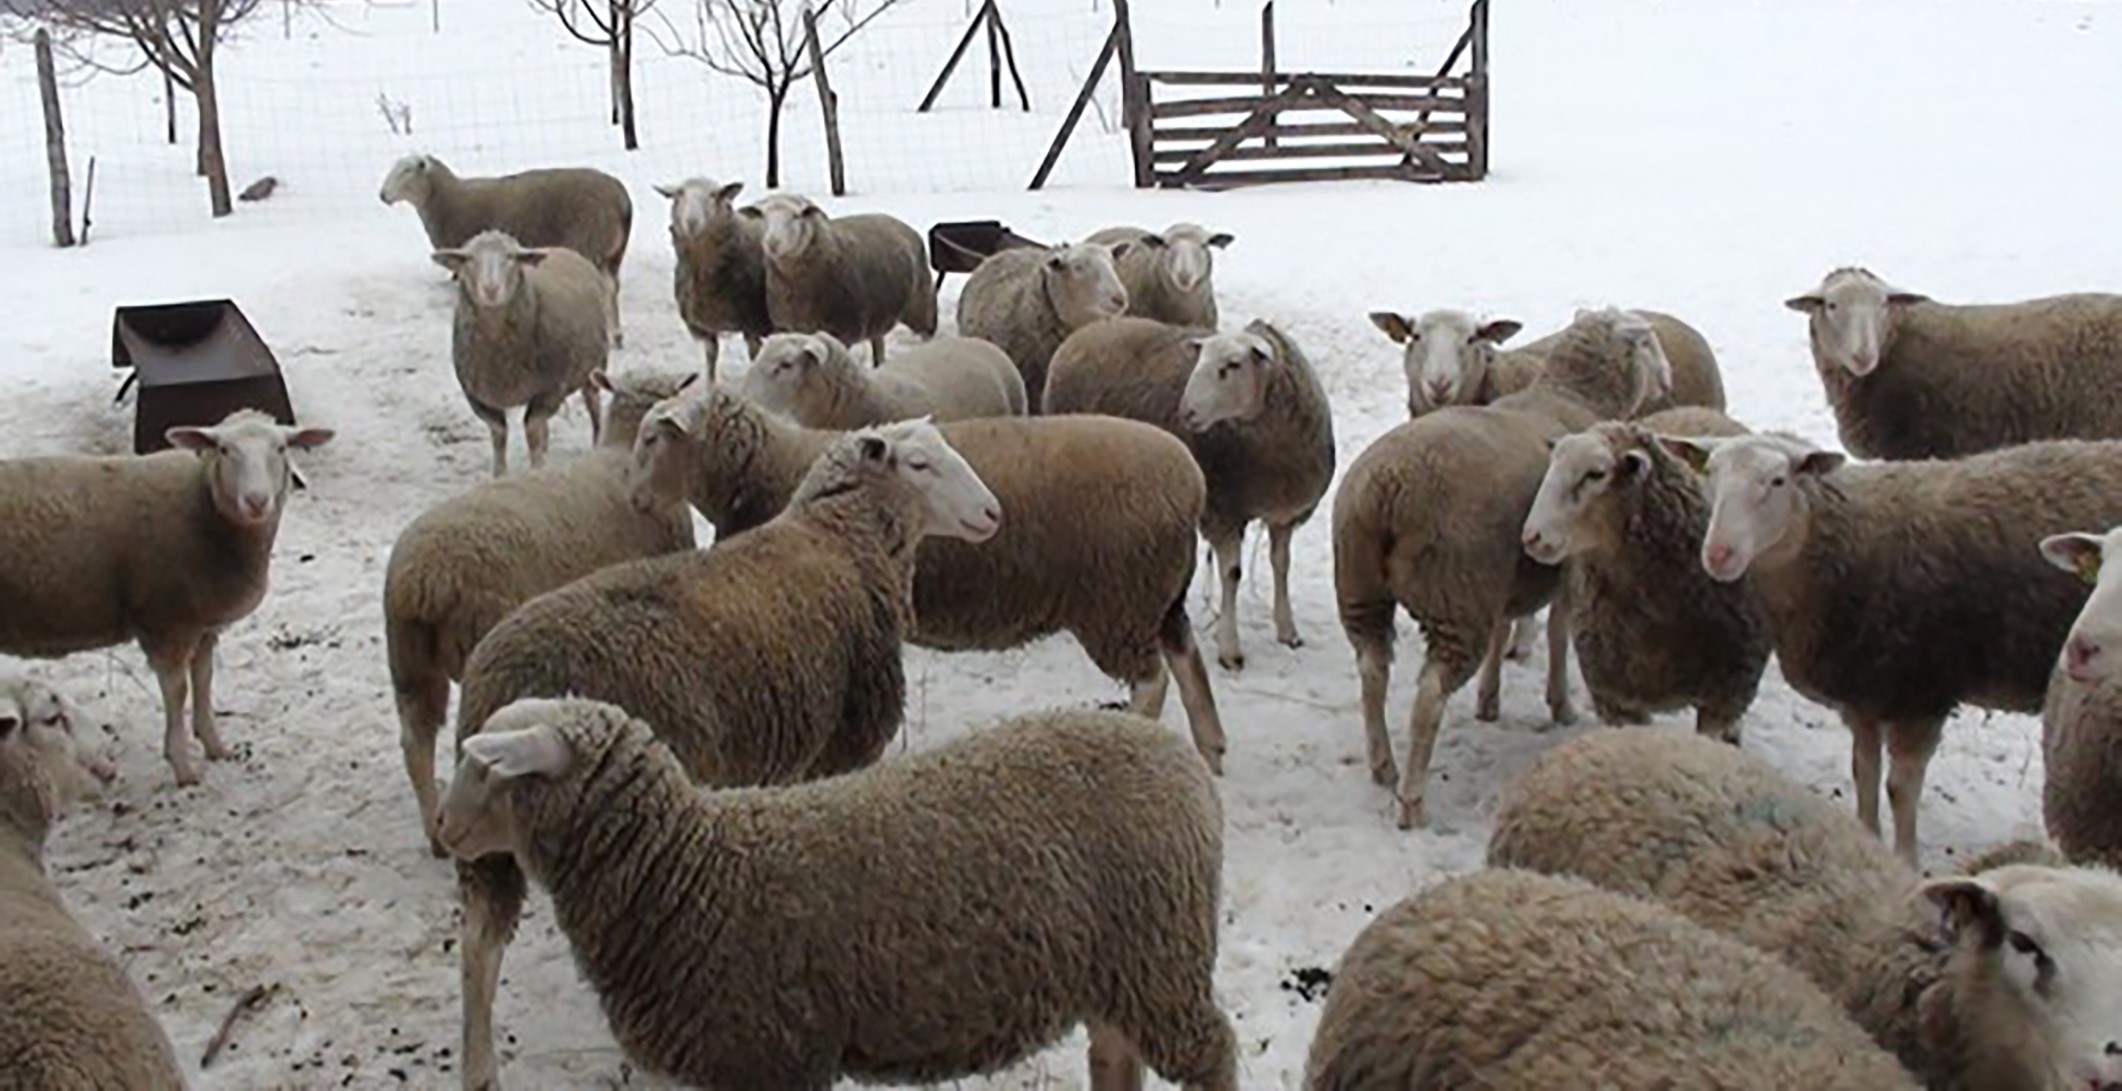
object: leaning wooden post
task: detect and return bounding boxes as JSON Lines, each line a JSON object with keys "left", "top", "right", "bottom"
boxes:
{"left": 917, "top": 0, "right": 990, "bottom": 112}
{"left": 1260, "top": 1, "right": 1277, "bottom": 150}
{"left": 1028, "top": 22, "right": 1118, "bottom": 190}
{"left": 804, "top": 9, "right": 847, "bottom": 197}
{"left": 1112, "top": 0, "right": 1153, "bottom": 188}
{"left": 35, "top": 29, "right": 76, "bottom": 248}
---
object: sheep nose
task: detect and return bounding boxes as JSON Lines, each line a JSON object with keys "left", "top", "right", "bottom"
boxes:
{"left": 2067, "top": 635, "right": 2103, "bottom": 680}
{"left": 240, "top": 493, "right": 272, "bottom": 520}
{"left": 1427, "top": 380, "right": 1451, "bottom": 402}
{"left": 1704, "top": 542, "right": 1737, "bottom": 577}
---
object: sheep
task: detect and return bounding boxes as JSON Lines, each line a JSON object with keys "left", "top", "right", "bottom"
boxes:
{"left": 2034, "top": 524, "right": 2122, "bottom": 871}
{"left": 1304, "top": 868, "right": 1919, "bottom": 1091}
{"left": 384, "top": 369, "right": 702, "bottom": 853}
{"left": 1333, "top": 307, "right": 1669, "bottom": 829}
{"left": 629, "top": 389, "right": 1230, "bottom": 771}
{"left": 1370, "top": 306, "right": 1721, "bottom": 418}
{"left": 742, "top": 331, "right": 1026, "bottom": 428}
{"left": 439, "top": 698, "right": 1236, "bottom": 1091}
{"left": 0, "top": 672, "right": 185, "bottom": 1091}
{"left": 1787, "top": 266, "right": 2122, "bottom": 459}
{"left": 379, "top": 153, "right": 630, "bottom": 346}
{"left": 0, "top": 409, "right": 333, "bottom": 787}
{"left": 434, "top": 230, "right": 610, "bottom": 477}
{"left": 1519, "top": 407, "right": 1770, "bottom": 743}
{"left": 1044, "top": 317, "right": 1335, "bottom": 671}
{"left": 956, "top": 241, "right": 1133, "bottom": 413}
{"left": 451, "top": 419, "right": 1002, "bottom": 1091}
{"left": 1086, "top": 223, "right": 1232, "bottom": 328}
{"left": 1489, "top": 726, "right": 2122, "bottom": 1091}
{"left": 654, "top": 177, "right": 772, "bottom": 381}
{"left": 742, "top": 193, "right": 936, "bottom": 366}
{"left": 1678, "top": 431, "right": 2122, "bottom": 863}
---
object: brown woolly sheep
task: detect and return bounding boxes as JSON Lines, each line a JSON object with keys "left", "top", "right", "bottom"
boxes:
{"left": 2034, "top": 524, "right": 2122, "bottom": 871}
{"left": 655, "top": 177, "right": 772, "bottom": 381}
{"left": 743, "top": 331, "right": 1025, "bottom": 427}
{"left": 956, "top": 242, "right": 1132, "bottom": 412}
{"left": 745, "top": 193, "right": 936, "bottom": 365}
{"left": 1086, "top": 223, "right": 1232, "bottom": 328}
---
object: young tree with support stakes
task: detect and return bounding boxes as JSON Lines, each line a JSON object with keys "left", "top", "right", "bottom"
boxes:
{"left": 529, "top": 0, "right": 657, "bottom": 150}
{"left": 653, "top": 0, "right": 901, "bottom": 188}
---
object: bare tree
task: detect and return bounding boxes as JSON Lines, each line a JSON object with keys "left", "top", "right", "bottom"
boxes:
{"left": 31, "top": 0, "right": 269, "bottom": 217}
{"left": 530, "top": 0, "right": 656, "bottom": 150}
{"left": 654, "top": 0, "right": 901, "bottom": 187}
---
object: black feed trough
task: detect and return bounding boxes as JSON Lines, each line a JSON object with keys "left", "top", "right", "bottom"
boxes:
{"left": 112, "top": 299, "right": 298, "bottom": 456}
{"left": 928, "top": 220, "right": 1045, "bottom": 290}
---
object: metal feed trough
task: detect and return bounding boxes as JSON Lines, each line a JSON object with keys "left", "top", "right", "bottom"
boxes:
{"left": 928, "top": 220, "right": 1046, "bottom": 295}
{"left": 112, "top": 299, "right": 298, "bottom": 456}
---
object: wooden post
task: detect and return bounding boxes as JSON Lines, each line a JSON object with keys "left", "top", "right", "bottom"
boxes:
{"left": 35, "top": 29, "right": 76, "bottom": 248}
{"left": 1260, "top": 1, "right": 1276, "bottom": 149}
{"left": 918, "top": 0, "right": 992, "bottom": 112}
{"left": 804, "top": 10, "right": 846, "bottom": 196}
{"left": 1468, "top": 0, "right": 1489, "bottom": 178}
{"left": 992, "top": 6, "right": 1031, "bottom": 110}
{"left": 1112, "top": 0, "right": 1153, "bottom": 188}
{"left": 985, "top": 3, "right": 1001, "bottom": 108}
{"left": 1029, "top": 23, "right": 1118, "bottom": 190}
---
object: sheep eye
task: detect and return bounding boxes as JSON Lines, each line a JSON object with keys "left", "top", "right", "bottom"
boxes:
{"left": 906, "top": 459, "right": 931, "bottom": 472}
{"left": 1584, "top": 469, "right": 1607, "bottom": 483}
{"left": 2008, "top": 930, "right": 2046, "bottom": 960}
{"left": 1769, "top": 476, "right": 1788, "bottom": 488}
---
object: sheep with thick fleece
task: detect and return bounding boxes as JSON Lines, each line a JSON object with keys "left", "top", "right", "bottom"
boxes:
{"left": 1520, "top": 407, "right": 1769, "bottom": 742}
{"left": 744, "top": 193, "right": 936, "bottom": 365}
{"left": 654, "top": 177, "right": 771, "bottom": 381}
{"left": 743, "top": 331, "right": 1025, "bottom": 428}
{"left": 1044, "top": 317, "right": 1335, "bottom": 670}
{"left": 1788, "top": 266, "right": 2122, "bottom": 459}
{"left": 1680, "top": 431, "right": 2122, "bottom": 863}
{"left": 1371, "top": 306, "right": 1720, "bottom": 419}
{"left": 0, "top": 672, "right": 184, "bottom": 1091}
{"left": 1490, "top": 727, "right": 2122, "bottom": 1091}
{"left": 1304, "top": 868, "right": 1919, "bottom": 1091}
{"left": 1086, "top": 223, "right": 1232, "bottom": 328}
{"left": 385, "top": 369, "right": 701, "bottom": 853}
{"left": 631, "top": 389, "right": 1229, "bottom": 770}
{"left": 439, "top": 699, "right": 1236, "bottom": 1091}
{"left": 0, "top": 409, "right": 333, "bottom": 787}
{"left": 2033, "top": 524, "right": 2122, "bottom": 871}
{"left": 956, "top": 241, "right": 1133, "bottom": 413}
{"left": 1333, "top": 307, "right": 1669, "bottom": 829}
{"left": 452, "top": 420, "right": 1001, "bottom": 1091}
{"left": 380, "top": 154, "right": 630, "bottom": 345}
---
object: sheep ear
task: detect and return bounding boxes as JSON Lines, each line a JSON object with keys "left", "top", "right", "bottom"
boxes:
{"left": 675, "top": 373, "right": 701, "bottom": 393}
{"left": 1656, "top": 434, "right": 1717, "bottom": 472}
{"left": 1784, "top": 293, "right": 1826, "bottom": 314}
{"left": 857, "top": 434, "right": 889, "bottom": 463}
{"left": 1246, "top": 334, "right": 1275, "bottom": 365}
{"left": 1136, "top": 233, "right": 1168, "bottom": 250}
{"left": 1106, "top": 241, "right": 1135, "bottom": 262}
{"left": 463, "top": 726, "right": 573, "bottom": 782}
{"left": 1476, "top": 319, "right": 1522, "bottom": 345}
{"left": 1795, "top": 451, "right": 1845, "bottom": 477}
{"left": 1921, "top": 876, "right": 2006, "bottom": 949}
{"left": 590, "top": 369, "right": 614, "bottom": 393}
{"left": 432, "top": 250, "right": 469, "bottom": 273}
{"left": 715, "top": 181, "right": 744, "bottom": 202}
{"left": 166, "top": 426, "right": 218, "bottom": 452}
{"left": 1046, "top": 253, "right": 1068, "bottom": 272}
{"left": 514, "top": 250, "right": 549, "bottom": 267}
{"left": 653, "top": 183, "right": 681, "bottom": 199}
{"left": 1887, "top": 290, "right": 1929, "bottom": 307}
{"left": 1207, "top": 232, "right": 1234, "bottom": 248}
{"left": 801, "top": 203, "right": 825, "bottom": 219}
{"left": 285, "top": 427, "right": 335, "bottom": 450}
{"left": 738, "top": 205, "right": 764, "bottom": 219}
{"left": 1616, "top": 449, "right": 1651, "bottom": 482}
{"left": 2040, "top": 533, "right": 2105, "bottom": 583}
{"left": 1368, "top": 312, "right": 1414, "bottom": 344}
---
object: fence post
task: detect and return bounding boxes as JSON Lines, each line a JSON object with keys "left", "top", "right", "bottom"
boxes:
{"left": 1260, "top": 1, "right": 1276, "bottom": 150}
{"left": 804, "top": 10, "right": 847, "bottom": 196}
{"left": 35, "top": 29, "right": 76, "bottom": 248}
{"left": 1468, "top": 0, "right": 1489, "bottom": 178}
{"left": 1113, "top": 0, "right": 1152, "bottom": 188}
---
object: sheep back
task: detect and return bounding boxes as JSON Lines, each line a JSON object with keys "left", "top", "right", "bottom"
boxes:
{"left": 425, "top": 164, "right": 632, "bottom": 277}
{"left": 1304, "top": 868, "right": 1917, "bottom": 1091}
{"left": 767, "top": 213, "right": 936, "bottom": 347}
{"left": 1490, "top": 310, "right": 1724, "bottom": 414}
{"left": 874, "top": 336, "right": 1026, "bottom": 421}
{"left": 2041, "top": 668, "right": 2122, "bottom": 869}
{"left": 956, "top": 248, "right": 1073, "bottom": 412}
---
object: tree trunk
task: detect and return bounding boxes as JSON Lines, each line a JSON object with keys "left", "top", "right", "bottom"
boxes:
{"left": 764, "top": 83, "right": 787, "bottom": 188}
{"left": 35, "top": 29, "right": 75, "bottom": 248}
{"left": 615, "top": 4, "right": 638, "bottom": 149}
{"left": 608, "top": 35, "right": 620, "bottom": 125}
{"left": 163, "top": 62, "right": 177, "bottom": 145}
{"left": 197, "top": 0, "right": 234, "bottom": 217}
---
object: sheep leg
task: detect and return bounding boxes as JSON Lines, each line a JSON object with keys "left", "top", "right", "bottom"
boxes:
{"left": 396, "top": 679, "right": 450, "bottom": 857}
{"left": 701, "top": 336, "right": 722, "bottom": 383}
{"left": 1695, "top": 700, "right": 1744, "bottom": 745}
{"left": 580, "top": 382, "right": 604, "bottom": 447}
{"left": 1088, "top": 1023, "right": 1146, "bottom": 1091}
{"left": 868, "top": 335, "right": 887, "bottom": 367}
{"left": 524, "top": 391, "right": 566, "bottom": 471}
{"left": 743, "top": 333, "right": 763, "bottom": 362}
{"left": 1269, "top": 521, "right": 1302, "bottom": 649}
{"left": 1544, "top": 592, "right": 1576, "bottom": 726}
{"left": 1129, "top": 668, "right": 1170, "bottom": 721}
{"left": 147, "top": 640, "right": 200, "bottom": 787}
{"left": 1398, "top": 650, "right": 1475, "bottom": 829}
{"left": 1505, "top": 613, "right": 1538, "bottom": 662}
{"left": 1160, "top": 603, "right": 1228, "bottom": 774}
{"left": 1473, "top": 623, "right": 1508, "bottom": 722}
{"left": 189, "top": 630, "right": 236, "bottom": 760}
{"left": 1116, "top": 1001, "right": 1237, "bottom": 1091}
{"left": 1355, "top": 638, "right": 1396, "bottom": 787}
{"left": 605, "top": 276, "right": 623, "bottom": 349}
{"left": 469, "top": 399, "right": 509, "bottom": 478}
{"left": 1847, "top": 712, "right": 1885, "bottom": 838}
{"left": 1206, "top": 527, "right": 1246, "bottom": 672}
{"left": 1886, "top": 718, "right": 1944, "bottom": 866}
{"left": 459, "top": 861, "right": 526, "bottom": 1091}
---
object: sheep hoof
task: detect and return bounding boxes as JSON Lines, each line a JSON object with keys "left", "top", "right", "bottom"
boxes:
{"left": 1503, "top": 645, "right": 1531, "bottom": 663}
{"left": 202, "top": 739, "right": 237, "bottom": 762}
{"left": 1474, "top": 697, "right": 1501, "bottom": 723}
{"left": 1370, "top": 759, "right": 1398, "bottom": 787}
{"left": 1550, "top": 701, "right": 1579, "bottom": 727}
{"left": 1217, "top": 651, "right": 1245, "bottom": 672}
{"left": 1278, "top": 631, "right": 1304, "bottom": 650}
{"left": 171, "top": 763, "right": 201, "bottom": 788}
{"left": 426, "top": 837, "right": 448, "bottom": 860}
{"left": 1396, "top": 795, "right": 1426, "bottom": 830}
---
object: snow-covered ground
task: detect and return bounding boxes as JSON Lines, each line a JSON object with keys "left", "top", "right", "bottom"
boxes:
{"left": 1, "top": 0, "right": 2117, "bottom": 1085}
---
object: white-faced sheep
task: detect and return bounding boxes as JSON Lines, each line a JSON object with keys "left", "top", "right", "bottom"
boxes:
{"left": 2034, "top": 524, "right": 2122, "bottom": 871}
{"left": 654, "top": 177, "right": 772, "bottom": 381}
{"left": 0, "top": 672, "right": 185, "bottom": 1091}
{"left": 1787, "top": 267, "right": 2122, "bottom": 459}
{"left": 434, "top": 230, "right": 610, "bottom": 477}
{"left": 742, "top": 193, "right": 936, "bottom": 365}
{"left": 1044, "top": 317, "right": 1335, "bottom": 670}
{"left": 385, "top": 369, "right": 701, "bottom": 853}
{"left": 742, "top": 331, "right": 1026, "bottom": 428}
{"left": 1519, "top": 408, "right": 1769, "bottom": 742}
{"left": 1679, "top": 431, "right": 2122, "bottom": 863}
{"left": 630, "top": 389, "right": 1230, "bottom": 770}
{"left": 1333, "top": 307, "right": 1669, "bottom": 829}
{"left": 1304, "top": 868, "right": 1920, "bottom": 1091}
{"left": 451, "top": 420, "right": 1001, "bottom": 1091}
{"left": 380, "top": 154, "right": 630, "bottom": 346}
{"left": 956, "top": 241, "right": 1133, "bottom": 413}
{"left": 440, "top": 698, "right": 1236, "bottom": 1091}
{"left": 0, "top": 410, "right": 333, "bottom": 787}
{"left": 1370, "top": 306, "right": 1721, "bottom": 418}
{"left": 1490, "top": 727, "right": 2122, "bottom": 1091}
{"left": 1086, "top": 223, "right": 1232, "bottom": 328}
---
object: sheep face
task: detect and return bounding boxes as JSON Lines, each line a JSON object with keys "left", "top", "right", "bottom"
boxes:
{"left": 1042, "top": 243, "right": 1132, "bottom": 329}
{"left": 2041, "top": 526, "right": 2122, "bottom": 685}
{"left": 1147, "top": 223, "right": 1233, "bottom": 296}
{"left": 656, "top": 178, "right": 744, "bottom": 238}
{"left": 1785, "top": 267, "right": 1930, "bottom": 378}
{"left": 378, "top": 153, "right": 433, "bottom": 205}
{"left": 751, "top": 194, "right": 825, "bottom": 265}
{"left": 865, "top": 418, "right": 1001, "bottom": 543}
{"left": 1, "top": 675, "right": 116, "bottom": 808}
{"left": 1367, "top": 309, "right": 1522, "bottom": 417}
{"left": 628, "top": 395, "right": 707, "bottom": 514}
{"left": 1923, "top": 865, "right": 2122, "bottom": 1091}
{"left": 1178, "top": 331, "right": 1275, "bottom": 432}
{"left": 1597, "top": 309, "right": 1676, "bottom": 407}
{"left": 1683, "top": 435, "right": 1844, "bottom": 583}
{"left": 741, "top": 333, "right": 832, "bottom": 419}
{"left": 436, "top": 702, "right": 581, "bottom": 861}
{"left": 433, "top": 230, "right": 547, "bottom": 311}
{"left": 1523, "top": 429, "right": 1646, "bottom": 565}
{"left": 166, "top": 410, "right": 334, "bottom": 530}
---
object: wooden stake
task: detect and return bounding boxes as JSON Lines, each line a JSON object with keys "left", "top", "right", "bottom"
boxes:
{"left": 992, "top": 5, "right": 1031, "bottom": 110}
{"left": 1113, "top": 0, "right": 1152, "bottom": 188}
{"left": 34, "top": 29, "right": 75, "bottom": 248}
{"left": 918, "top": 0, "right": 993, "bottom": 112}
{"left": 1260, "top": 1, "right": 1277, "bottom": 149}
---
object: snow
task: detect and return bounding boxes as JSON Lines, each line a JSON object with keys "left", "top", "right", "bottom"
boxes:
{"left": 1, "top": 0, "right": 2116, "bottom": 1086}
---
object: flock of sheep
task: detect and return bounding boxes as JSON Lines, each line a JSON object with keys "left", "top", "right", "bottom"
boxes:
{"left": 1, "top": 147, "right": 2121, "bottom": 1090}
